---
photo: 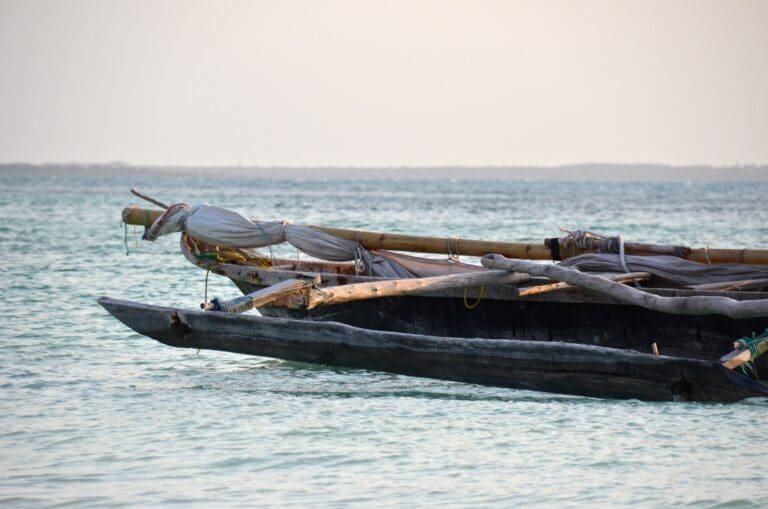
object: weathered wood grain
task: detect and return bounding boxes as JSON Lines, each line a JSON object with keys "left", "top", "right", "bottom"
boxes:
{"left": 720, "top": 348, "right": 754, "bottom": 370}
{"left": 305, "top": 270, "right": 530, "bottom": 309}
{"left": 203, "top": 279, "right": 311, "bottom": 313}
{"left": 482, "top": 254, "right": 768, "bottom": 319}
{"left": 98, "top": 297, "right": 768, "bottom": 402}
{"left": 720, "top": 338, "right": 768, "bottom": 369}
{"left": 517, "top": 272, "right": 650, "bottom": 297}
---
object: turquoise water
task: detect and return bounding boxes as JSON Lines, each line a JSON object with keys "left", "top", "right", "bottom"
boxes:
{"left": 1, "top": 172, "right": 767, "bottom": 507}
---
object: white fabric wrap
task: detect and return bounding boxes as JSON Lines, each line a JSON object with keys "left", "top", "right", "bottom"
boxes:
{"left": 144, "top": 203, "right": 192, "bottom": 241}
{"left": 146, "top": 203, "right": 481, "bottom": 279}
{"left": 284, "top": 226, "right": 358, "bottom": 261}
{"left": 184, "top": 204, "right": 286, "bottom": 248}
{"left": 183, "top": 205, "right": 361, "bottom": 261}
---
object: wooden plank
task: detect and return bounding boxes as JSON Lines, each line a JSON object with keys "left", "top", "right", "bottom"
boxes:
{"left": 692, "top": 278, "right": 768, "bottom": 292}
{"left": 720, "top": 348, "right": 753, "bottom": 370}
{"left": 720, "top": 336, "right": 768, "bottom": 369}
{"left": 206, "top": 263, "right": 324, "bottom": 287}
{"left": 517, "top": 272, "right": 650, "bottom": 297}
{"left": 305, "top": 270, "right": 530, "bottom": 309}
{"left": 194, "top": 255, "right": 768, "bottom": 308}
{"left": 204, "top": 279, "right": 311, "bottom": 314}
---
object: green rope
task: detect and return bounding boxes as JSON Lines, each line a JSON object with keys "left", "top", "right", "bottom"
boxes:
{"left": 737, "top": 329, "right": 768, "bottom": 359}
{"left": 141, "top": 209, "right": 152, "bottom": 240}
{"left": 736, "top": 329, "right": 768, "bottom": 380}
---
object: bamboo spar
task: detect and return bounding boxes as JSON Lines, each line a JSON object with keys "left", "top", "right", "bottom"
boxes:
{"left": 121, "top": 206, "right": 768, "bottom": 265}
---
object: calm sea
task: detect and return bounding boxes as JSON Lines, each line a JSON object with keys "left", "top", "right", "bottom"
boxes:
{"left": 1, "top": 170, "right": 766, "bottom": 507}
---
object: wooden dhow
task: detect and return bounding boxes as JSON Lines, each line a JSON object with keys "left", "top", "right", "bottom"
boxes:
{"left": 103, "top": 197, "right": 768, "bottom": 402}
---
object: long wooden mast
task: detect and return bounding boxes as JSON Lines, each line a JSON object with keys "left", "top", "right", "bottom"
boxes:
{"left": 121, "top": 206, "right": 768, "bottom": 265}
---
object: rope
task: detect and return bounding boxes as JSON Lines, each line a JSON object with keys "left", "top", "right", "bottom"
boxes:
{"left": 204, "top": 267, "right": 210, "bottom": 303}
{"left": 354, "top": 230, "right": 364, "bottom": 276}
{"left": 741, "top": 362, "right": 759, "bottom": 380}
{"left": 123, "top": 222, "right": 130, "bottom": 256}
{"left": 255, "top": 222, "right": 275, "bottom": 264}
{"left": 735, "top": 329, "right": 768, "bottom": 380}
{"left": 463, "top": 286, "right": 484, "bottom": 309}
{"left": 121, "top": 204, "right": 143, "bottom": 254}
{"left": 141, "top": 209, "right": 152, "bottom": 240}
{"left": 617, "top": 234, "right": 642, "bottom": 287}
{"left": 558, "top": 229, "right": 638, "bottom": 275}
{"left": 558, "top": 228, "right": 605, "bottom": 259}
{"left": 617, "top": 235, "right": 628, "bottom": 273}
{"left": 446, "top": 237, "right": 461, "bottom": 262}
{"left": 736, "top": 330, "right": 768, "bottom": 359}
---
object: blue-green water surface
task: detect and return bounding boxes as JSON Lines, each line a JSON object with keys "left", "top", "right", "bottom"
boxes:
{"left": 0, "top": 172, "right": 766, "bottom": 507}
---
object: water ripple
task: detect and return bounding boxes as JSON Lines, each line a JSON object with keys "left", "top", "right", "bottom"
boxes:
{"left": 1, "top": 174, "right": 767, "bottom": 506}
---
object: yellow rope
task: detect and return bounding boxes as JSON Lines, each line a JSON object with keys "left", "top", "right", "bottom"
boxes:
{"left": 463, "top": 286, "right": 485, "bottom": 309}
{"left": 209, "top": 250, "right": 272, "bottom": 267}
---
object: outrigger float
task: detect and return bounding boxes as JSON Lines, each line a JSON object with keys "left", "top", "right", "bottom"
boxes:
{"left": 100, "top": 191, "right": 768, "bottom": 402}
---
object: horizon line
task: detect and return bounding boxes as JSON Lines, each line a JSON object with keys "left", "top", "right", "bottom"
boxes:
{"left": 2, "top": 161, "right": 768, "bottom": 169}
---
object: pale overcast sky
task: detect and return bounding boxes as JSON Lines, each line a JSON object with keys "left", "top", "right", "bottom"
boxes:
{"left": 0, "top": 0, "right": 766, "bottom": 167}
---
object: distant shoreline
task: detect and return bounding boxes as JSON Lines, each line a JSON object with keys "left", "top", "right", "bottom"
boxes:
{"left": 1, "top": 162, "right": 767, "bottom": 181}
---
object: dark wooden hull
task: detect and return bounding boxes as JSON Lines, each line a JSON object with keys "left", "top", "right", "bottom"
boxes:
{"left": 249, "top": 287, "right": 768, "bottom": 373}
{"left": 98, "top": 297, "right": 768, "bottom": 403}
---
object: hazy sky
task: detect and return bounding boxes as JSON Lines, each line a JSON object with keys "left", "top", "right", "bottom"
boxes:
{"left": 0, "top": 0, "right": 766, "bottom": 166}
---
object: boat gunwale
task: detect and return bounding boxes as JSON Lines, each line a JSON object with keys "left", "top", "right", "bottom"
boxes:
{"left": 97, "top": 296, "right": 768, "bottom": 403}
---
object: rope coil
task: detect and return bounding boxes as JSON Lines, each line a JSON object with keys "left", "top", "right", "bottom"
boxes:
{"left": 446, "top": 237, "right": 461, "bottom": 262}
{"left": 463, "top": 286, "right": 485, "bottom": 309}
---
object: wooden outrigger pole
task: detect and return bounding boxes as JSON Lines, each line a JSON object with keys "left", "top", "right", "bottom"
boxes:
{"left": 121, "top": 206, "right": 768, "bottom": 266}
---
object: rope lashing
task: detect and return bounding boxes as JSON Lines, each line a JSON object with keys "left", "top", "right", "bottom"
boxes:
{"left": 735, "top": 329, "right": 768, "bottom": 380}
{"left": 122, "top": 204, "right": 146, "bottom": 255}
{"left": 463, "top": 286, "right": 485, "bottom": 309}
{"left": 141, "top": 209, "right": 152, "bottom": 239}
{"left": 736, "top": 329, "right": 768, "bottom": 360}
{"left": 555, "top": 228, "right": 632, "bottom": 264}
{"left": 446, "top": 237, "right": 461, "bottom": 262}
{"left": 255, "top": 222, "right": 275, "bottom": 264}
